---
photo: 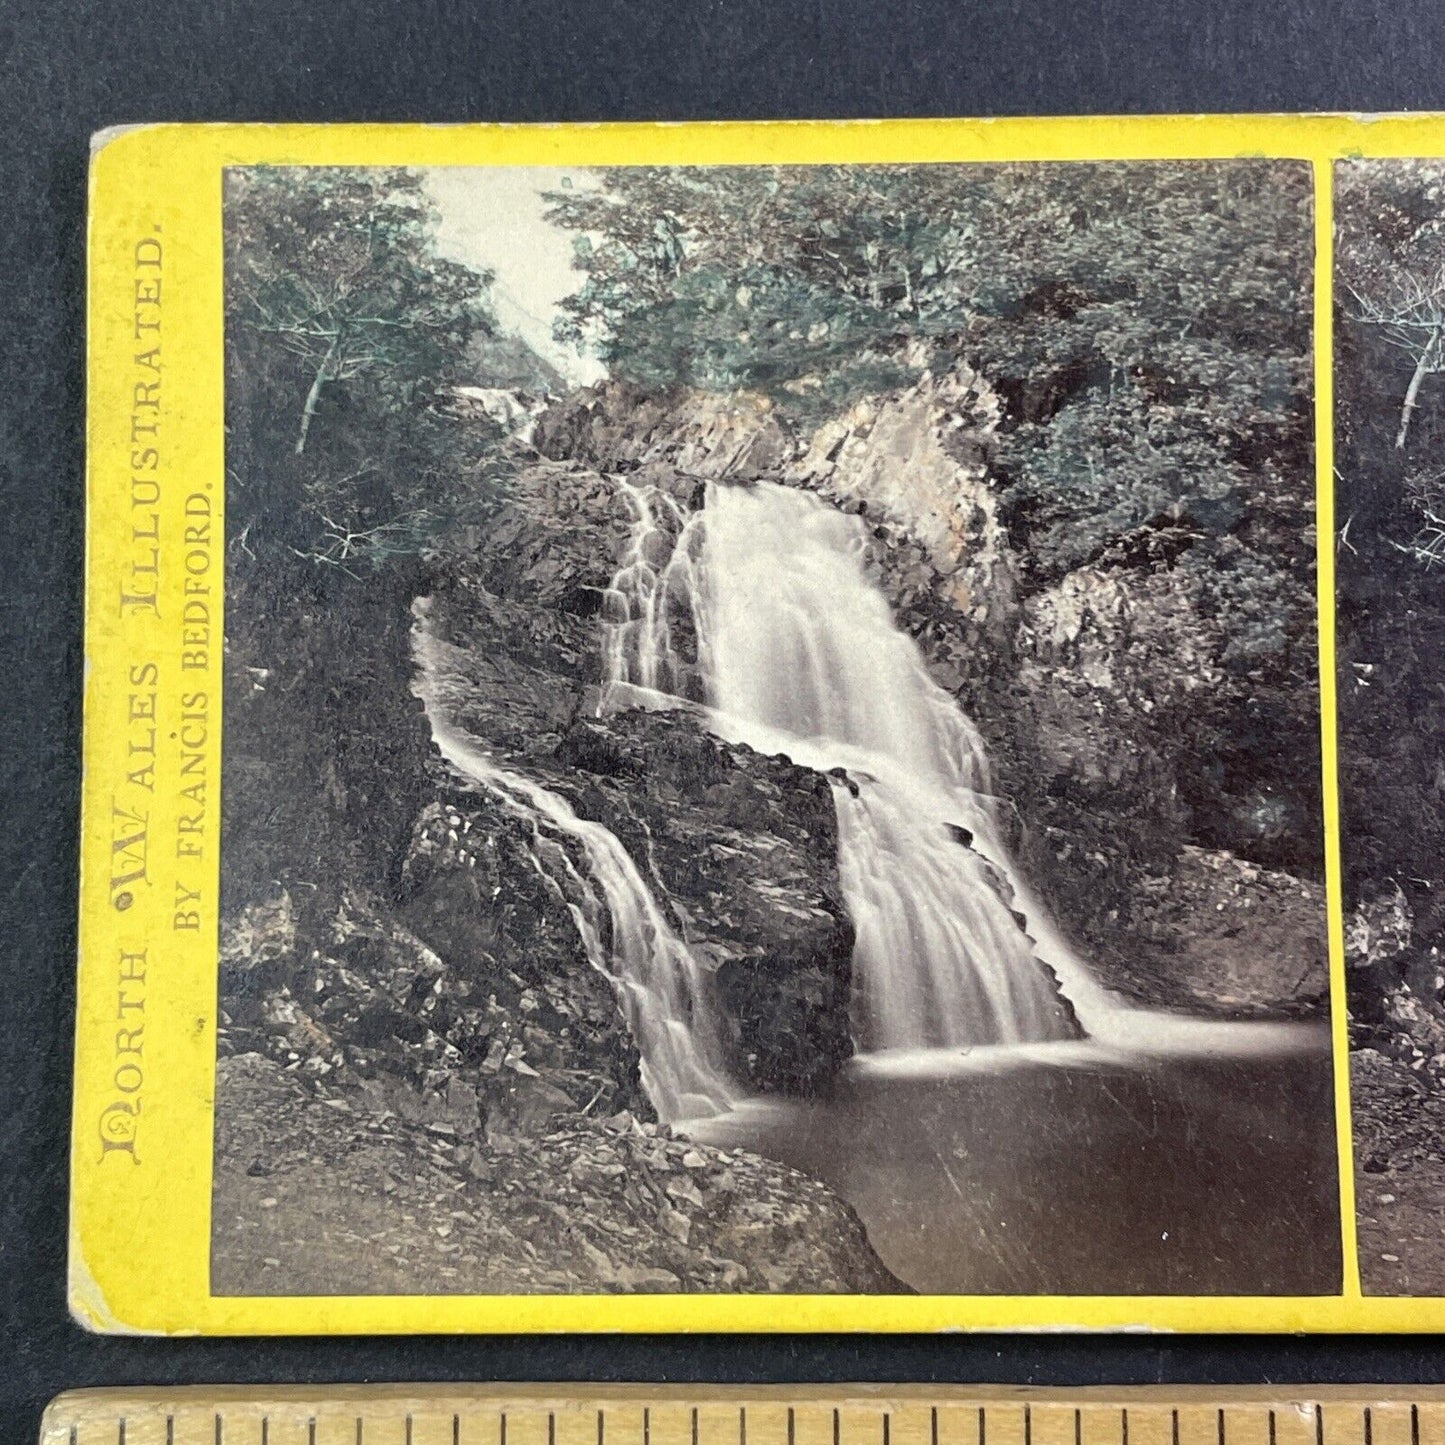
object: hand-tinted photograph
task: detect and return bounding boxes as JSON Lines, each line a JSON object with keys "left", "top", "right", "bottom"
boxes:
{"left": 210, "top": 160, "right": 1338, "bottom": 1297}
{"left": 1337, "top": 156, "right": 1445, "bottom": 1296}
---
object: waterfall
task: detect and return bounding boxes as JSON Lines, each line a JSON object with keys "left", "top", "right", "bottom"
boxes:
{"left": 412, "top": 610, "right": 736, "bottom": 1122}
{"left": 602, "top": 482, "right": 709, "bottom": 705}
{"left": 604, "top": 477, "right": 1092, "bottom": 1052}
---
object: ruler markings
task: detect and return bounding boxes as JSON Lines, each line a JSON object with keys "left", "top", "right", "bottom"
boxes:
{"left": 41, "top": 1395, "right": 1445, "bottom": 1445}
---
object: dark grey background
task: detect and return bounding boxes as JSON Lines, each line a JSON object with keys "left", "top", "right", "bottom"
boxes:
{"left": 6, "top": 1, "right": 1445, "bottom": 1441}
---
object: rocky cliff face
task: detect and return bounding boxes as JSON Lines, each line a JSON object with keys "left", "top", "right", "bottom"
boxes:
{"left": 422, "top": 453, "right": 857, "bottom": 1091}
{"left": 533, "top": 380, "right": 796, "bottom": 483}
{"left": 217, "top": 357, "right": 1325, "bottom": 1294}
{"left": 552, "top": 713, "right": 855, "bottom": 1091}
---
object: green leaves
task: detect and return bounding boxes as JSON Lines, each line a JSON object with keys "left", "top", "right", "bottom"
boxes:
{"left": 545, "top": 157, "right": 1316, "bottom": 749}
{"left": 547, "top": 164, "right": 1310, "bottom": 540}
{"left": 228, "top": 167, "right": 493, "bottom": 449}
{"left": 224, "top": 167, "right": 512, "bottom": 572}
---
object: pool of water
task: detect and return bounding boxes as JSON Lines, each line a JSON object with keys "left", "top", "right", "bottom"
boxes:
{"left": 686, "top": 1026, "right": 1342, "bottom": 1295}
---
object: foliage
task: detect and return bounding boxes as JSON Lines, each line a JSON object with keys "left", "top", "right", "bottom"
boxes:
{"left": 1335, "top": 158, "right": 1445, "bottom": 1029}
{"left": 224, "top": 167, "right": 508, "bottom": 573}
{"left": 1338, "top": 159, "right": 1445, "bottom": 455}
{"left": 548, "top": 162, "right": 1313, "bottom": 576}
{"left": 550, "top": 161, "right": 1323, "bottom": 889}
{"left": 1338, "top": 160, "right": 1445, "bottom": 566}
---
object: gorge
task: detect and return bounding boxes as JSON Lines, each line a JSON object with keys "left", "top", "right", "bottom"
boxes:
{"left": 401, "top": 426, "right": 1341, "bottom": 1293}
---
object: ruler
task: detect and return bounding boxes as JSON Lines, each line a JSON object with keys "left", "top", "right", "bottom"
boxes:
{"left": 39, "top": 1389, "right": 1445, "bottom": 1445}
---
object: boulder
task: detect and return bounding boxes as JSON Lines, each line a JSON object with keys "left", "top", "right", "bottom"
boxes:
{"left": 422, "top": 458, "right": 862, "bottom": 1095}
{"left": 211, "top": 1052, "right": 903, "bottom": 1296}
{"left": 1137, "top": 846, "right": 1328, "bottom": 1015}
{"left": 550, "top": 712, "right": 856, "bottom": 1092}
{"left": 217, "top": 877, "right": 652, "bottom": 1141}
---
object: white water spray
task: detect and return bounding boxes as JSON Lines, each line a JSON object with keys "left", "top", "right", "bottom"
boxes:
{"left": 602, "top": 477, "right": 1318, "bottom": 1063}
{"left": 603, "top": 479, "right": 1088, "bottom": 1051}
{"left": 413, "top": 612, "right": 735, "bottom": 1121}
{"left": 415, "top": 472, "right": 1314, "bottom": 1131}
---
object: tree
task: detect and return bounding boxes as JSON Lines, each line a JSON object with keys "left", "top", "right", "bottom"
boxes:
{"left": 1347, "top": 263, "right": 1445, "bottom": 450}
{"left": 224, "top": 167, "right": 510, "bottom": 569}
{"left": 548, "top": 161, "right": 1322, "bottom": 887}
{"left": 227, "top": 168, "right": 493, "bottom": 454}
{"left": 548, "top": 162, "right": 1313, "bottom": 576}
{"left": 1338, "top": 160, "right": 1445, "bottom": 451}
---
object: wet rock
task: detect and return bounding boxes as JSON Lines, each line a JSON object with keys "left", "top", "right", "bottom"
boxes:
{"left": 535, "top": 381, "right": 796, "bottom": 481}
{"left": 397, "top": 799, "right": 650, "bottom": 1109}
{"left": 218, "top": 878, "right": 652, "bottom": 1150}
{"left": 424, "top": 514, "right": 860, "bottom": 1095}
{"left": 549, "top": 711, "right": 855, "bottom": 1093}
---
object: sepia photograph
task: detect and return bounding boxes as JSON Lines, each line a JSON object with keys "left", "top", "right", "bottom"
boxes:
{"left": 1337, "top": 157, "right": 1445, "bottom": 1296}
{"left": 211, "top": 159, "right": 1339, "bottom": 1298}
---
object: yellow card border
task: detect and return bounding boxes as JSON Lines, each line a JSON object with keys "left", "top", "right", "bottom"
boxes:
{"left": 70, "top": 113, "right": 1445, "bottom": 1335}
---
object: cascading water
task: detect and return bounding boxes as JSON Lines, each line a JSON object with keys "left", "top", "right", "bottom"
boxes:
{"left": 412, "top": 610, "right": 735, "bottom": 1122}
{"left": 602, "top": 483, "right": 709, "bottom": 705}
{"left": 405, "top": 468, "right": 1334, "bottom": 1297}
{"left": 590, "top": 477, "right": 1335, "bottom": 1297}
{"left": 602, "top": 477, "right": 1092, "bottom": 1053}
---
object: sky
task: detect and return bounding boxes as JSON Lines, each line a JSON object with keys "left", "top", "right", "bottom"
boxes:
{"left": 423, "top": 166, "right": 606, "bottom": 386}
